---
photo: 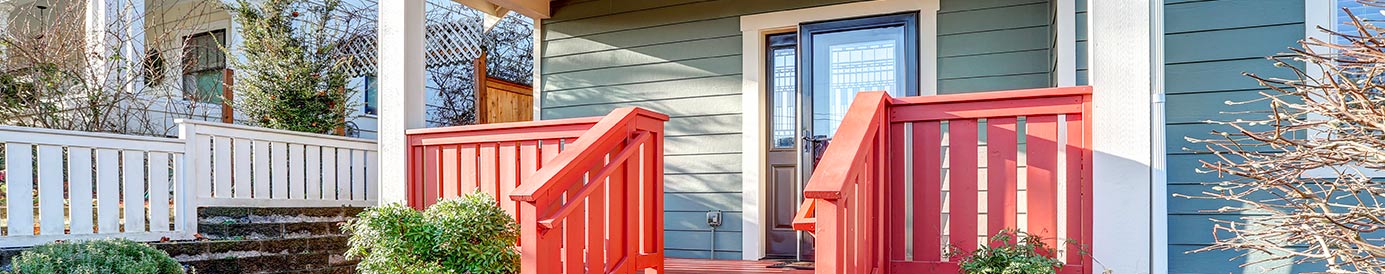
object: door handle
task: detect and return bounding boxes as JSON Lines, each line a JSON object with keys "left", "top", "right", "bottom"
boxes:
{"left": 802, "top": 135, "right": 831, "bottom": 152}
{"left": 802, "top": 134, "right": 832, "bottom": 166}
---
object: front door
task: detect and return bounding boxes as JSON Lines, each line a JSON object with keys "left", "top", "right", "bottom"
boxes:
{"left": 764, "top": 12, "right": 920, "bottom": 261}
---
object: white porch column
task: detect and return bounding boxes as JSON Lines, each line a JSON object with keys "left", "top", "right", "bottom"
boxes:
{"left": 1089, "top": 0, "right": 1158, "bottom": 273}
{"left": 122, "top": 0, "right": 145, "bottom": 95}
{"left": 0, "top": 3, "right": 11, "bottom": 61}
{"left": 86, "top": 0, "right": 117, "bottom": 88}
{"left": 1080, "top": 0, "right": 1157, "bottom": 271}
{"left": 377, "top": 0, "right": 427, "bottom": 205}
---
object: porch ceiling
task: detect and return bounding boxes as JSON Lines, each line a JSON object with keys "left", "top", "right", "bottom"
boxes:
{"left": 451, "top": 0, "right": 549, "bottom": 19}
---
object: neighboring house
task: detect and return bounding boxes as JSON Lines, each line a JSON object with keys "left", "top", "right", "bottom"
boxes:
{"left": 0, "top": 0, "right": 528, "bottom": 138}
{"left": 364, "top": 0, "right": 1361, "bottom": 273}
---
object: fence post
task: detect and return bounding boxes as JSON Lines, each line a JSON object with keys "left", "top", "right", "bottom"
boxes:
{"left": 178, "top": 121, "right": 201, "bottom": 236}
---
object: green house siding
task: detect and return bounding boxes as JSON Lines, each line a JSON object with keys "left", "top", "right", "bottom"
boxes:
{"left": 938, "top": 0, "right": 1054, "bottom": 93}
{"left": 1076, "top": 0, "right": 1087, "bottom": 85}
{"left": 540, "top": 0, "right": 1055, "bottom": 260}
{"left": 1162, "top": 0, "right": 1325, "bottom": 273}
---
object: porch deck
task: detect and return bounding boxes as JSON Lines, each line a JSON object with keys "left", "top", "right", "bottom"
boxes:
{"left": 666, "top": 259, "right": 813, "bottom": 274}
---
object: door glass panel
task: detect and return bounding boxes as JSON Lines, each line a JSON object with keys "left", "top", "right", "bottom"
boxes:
{"left": 808, "top": 25, "right": 908, "bottom": 138}
{"left": 770, "top": 36, "right": 798, "bottom": 149}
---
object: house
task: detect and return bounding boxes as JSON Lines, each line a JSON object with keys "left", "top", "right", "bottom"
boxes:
{"left": 0, "top": 0, "right": 532, "bottom": 138}
{"left": 369, "top": 0, "right": 1357, "bottom": 273}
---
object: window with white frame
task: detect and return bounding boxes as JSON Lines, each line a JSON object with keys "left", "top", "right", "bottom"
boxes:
{"left": 1300, "top": 1, "right": 1385, "bottom": 179}
{"left": 182, "top": 29, "right": 227, "bottom": 104}
{"left": 363, "top": 75, "right": 379, "bottom": 115}
{"left": 1335, "top": 1, "right": 1385, "bottom": 44}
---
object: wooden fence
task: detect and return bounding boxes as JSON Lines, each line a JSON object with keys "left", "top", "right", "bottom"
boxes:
{"left": 0, "top": 121, "right": 378, "bottom": 247}
{"left": 794, "top": 87, "right": 1094, "bottom": 274}
{"left": 477, "top": 77, "right": 534, "bottom": 124}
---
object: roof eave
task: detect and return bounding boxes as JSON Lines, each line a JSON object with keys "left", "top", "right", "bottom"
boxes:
{"left": 451, "top": 0, "right": 549, "bottom": 19}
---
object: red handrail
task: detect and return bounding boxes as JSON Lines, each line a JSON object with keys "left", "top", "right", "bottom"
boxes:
{"left": 793, "top": 87, "right": 1094, "bottom": 274}
{"left": 510, "top": 107, "right": 668, "bottom": 274}
{"left": 406, "top": 107, "right": 668, "bottom": 274}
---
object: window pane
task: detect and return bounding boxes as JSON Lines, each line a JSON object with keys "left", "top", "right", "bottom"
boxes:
{"left": 770, "top": 46, "right": 797, "bottom": 149}
{"left": 1337, "top": 1, "right": 1385, "bottom": 45}
{"left": 365, "top": 76, "right": 379, "bottom": 115}
{"left": 183, "top": 71, "right": 223, "bottom": 104}
{"left": 810, "top": 25, "right": 906, "bottom": 138}
{"left": 183, "top": 30, "right": 227, "bottom": 73}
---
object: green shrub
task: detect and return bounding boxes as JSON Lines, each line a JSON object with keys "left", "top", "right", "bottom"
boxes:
{"left": 8, "top": 239, "right": 183, "bottom": 274}
{"left": 226, "top": 0, "right": 356, "bottom": 134}
{"left": 344, "top": 192, "right": 520, "bottom": 274}
{"left": 947, "top": 229, "right": 1070, "bottom": 274}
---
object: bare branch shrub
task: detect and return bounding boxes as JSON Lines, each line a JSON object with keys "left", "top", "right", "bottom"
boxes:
{"left": 427, "top": 64, "right": 476, "bottom": 127}
{"left": 0, "top": 0, "right": 231, "bottom": 136}
{"left": 1182, "top": 3, "right": 1385, "bottom": 272}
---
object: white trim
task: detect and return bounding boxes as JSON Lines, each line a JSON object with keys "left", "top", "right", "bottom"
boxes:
{"left": 1055, "top": 0, "right": 1077, "bottom": 87}
{"left": 0, "top": 4, "right": 10, "bottom": 60}
{"left": 1089, "top": 0, "right": 1156, "bottom": 272}
{"left": 1305, "top": 0, "right": 1333, "bottom": 77}
{"left": 533, "top": 19, "right": 544, "bottom": 120}
{"left": 1149, "top": 0, "right": 1169, "bottom": 273}
{"left": 738, "top": 0, "right": 939, "bottom": 260}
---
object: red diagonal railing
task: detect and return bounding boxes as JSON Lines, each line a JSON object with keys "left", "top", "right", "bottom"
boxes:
{"left": 406, "top": 107, "right": 667, "bottom": 274}
{"left": 510, "top": 107, "right": 667, "bottom": 274}
{"left": 793, "top": 87, "right": 1094, "bottom": 274}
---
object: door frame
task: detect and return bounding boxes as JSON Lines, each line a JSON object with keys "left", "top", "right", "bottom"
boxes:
{"left": 738, "top": 0, "right": 939, "bottom": 260}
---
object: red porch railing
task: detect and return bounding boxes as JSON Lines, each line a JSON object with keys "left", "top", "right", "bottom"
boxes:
{"left": 406, "top": 107, "right": 668, "bottom": 274}
{"left": 793, "top": 87, "right": 1094, "bottom": 274}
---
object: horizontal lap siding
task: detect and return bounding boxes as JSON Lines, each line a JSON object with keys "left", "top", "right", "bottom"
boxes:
{"left": 1162, "top": 0, "right": 1325, "bottom": 273}
{"left": 540, "top": 0, "right": 865, "bottom": 260}
{"left": 938, "top": 0, "right": 1054, "bottom": 94}
{"left": 1076, "top": 0, "right": 1086, "bottom": 85}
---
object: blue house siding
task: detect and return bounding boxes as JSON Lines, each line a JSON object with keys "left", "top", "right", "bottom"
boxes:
{"left": 1162, "top": 0, "right": 1325, "bottom": 272}
{"left": 540, "top": 0, "right": 1055, "bottom": 260}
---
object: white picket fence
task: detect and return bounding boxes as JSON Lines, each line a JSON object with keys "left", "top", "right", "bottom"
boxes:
{"left": 0, "top": 121, "right": 377, "bottom": 248}
{"left": 181, "top": 120, "right": 378, "bottom": 208}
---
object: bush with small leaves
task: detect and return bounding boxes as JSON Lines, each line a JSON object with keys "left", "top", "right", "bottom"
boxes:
{"left": 7, "top": 239, "right": 184, "bottom": 274}
{"left": 946, "top": 229, "right": 1070, "bottom": 274}
{"left": 344, "top": 192, "right": 520, "bottom": 274}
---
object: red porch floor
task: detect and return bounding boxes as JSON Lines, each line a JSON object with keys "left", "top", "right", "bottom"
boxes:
{"left": 665, "top": 259, "right": 814, "bottom": 274}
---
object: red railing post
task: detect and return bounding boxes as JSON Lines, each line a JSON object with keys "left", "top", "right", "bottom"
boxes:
{"left": 519, "top": 198, "right": 561, "bottom": 274}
